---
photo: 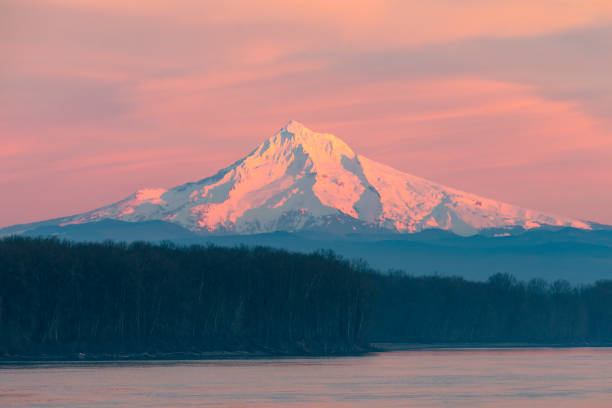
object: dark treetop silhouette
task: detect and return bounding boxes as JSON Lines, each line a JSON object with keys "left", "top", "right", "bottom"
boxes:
{"left": 1, "top": 237, "right": 612, "bottom": 359}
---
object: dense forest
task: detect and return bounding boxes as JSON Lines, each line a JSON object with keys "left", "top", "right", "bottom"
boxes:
{"left": 369, "top": 272, "right": 612, "bottom": 344}
{"left": 0, "top": 237, "right": 371, "bottom": 357}
{"left": 1, "top": 237, "right": 611, "bottom": 359}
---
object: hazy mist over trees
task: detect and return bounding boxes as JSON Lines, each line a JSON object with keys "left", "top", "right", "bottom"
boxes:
{"left": 370, "top": 272, "right": 612, "bottom": 343}
{"left": 1, "top": 237, "right": 611, "bottom": 358}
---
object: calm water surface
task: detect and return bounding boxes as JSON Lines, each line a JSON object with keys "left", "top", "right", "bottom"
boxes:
{"left": 2, "top": 348, "right": 611, "bottom": 407}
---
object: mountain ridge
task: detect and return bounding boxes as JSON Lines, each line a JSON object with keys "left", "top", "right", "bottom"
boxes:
{"left": 9, "top": 219, "right": 612, "bottom": 283}
{"left": 1, "top": 120, "right": 594, "bottom": 236}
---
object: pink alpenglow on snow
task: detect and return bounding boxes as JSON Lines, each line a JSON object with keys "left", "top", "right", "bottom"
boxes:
{"left": 3, "top": 1, "right": 612, "bottom": 227}
{"left": 18, "top": 121, "right": 591, "bottom": 236}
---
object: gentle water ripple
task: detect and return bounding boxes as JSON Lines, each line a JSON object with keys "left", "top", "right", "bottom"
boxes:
{"left": 1, "top": 348, "right": 611, "bottom": 407}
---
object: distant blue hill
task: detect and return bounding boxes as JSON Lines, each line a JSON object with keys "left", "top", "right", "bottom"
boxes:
{"left": 20, "top": 219, "right": 198, "bottom": 242}
{"left": 6, "top": 219, "right": 612, "bottom": 284}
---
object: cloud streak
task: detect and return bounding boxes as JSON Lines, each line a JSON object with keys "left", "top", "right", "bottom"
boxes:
{"left": 1, "top": 0, "right": 611, "bottom": 226}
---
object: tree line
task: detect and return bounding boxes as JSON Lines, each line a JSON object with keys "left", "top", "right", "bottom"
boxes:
{"left": 0, "top": 237, "right": 371, "bottom": 357}
{"left": 1, "top": 237, "right": 611, "bottom": 358}
{"left": 369, "top": 271, "right": 612, "bottom": 344}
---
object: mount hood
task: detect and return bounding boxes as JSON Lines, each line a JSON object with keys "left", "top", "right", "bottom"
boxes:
{"left": 4, "top": 121, "right": 591, "bottom": 236}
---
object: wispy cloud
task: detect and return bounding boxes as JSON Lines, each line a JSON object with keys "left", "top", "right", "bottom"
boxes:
{"left": 1, "top": 0, "right": 611, "bottom": 227}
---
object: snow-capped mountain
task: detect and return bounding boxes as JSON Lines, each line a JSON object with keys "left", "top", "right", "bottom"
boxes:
{"left": 5, "top": 121, "right": 591, "bottom": 236}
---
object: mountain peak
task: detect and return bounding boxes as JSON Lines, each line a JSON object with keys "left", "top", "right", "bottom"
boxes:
{"left": 267, "top": 120, "right": 355, "bottom": 162}
{"left": 283, "top": 119, "right": 308, "bottom": 131}
{"left": 6, "top": 121, "right": 593, "bottom": 236}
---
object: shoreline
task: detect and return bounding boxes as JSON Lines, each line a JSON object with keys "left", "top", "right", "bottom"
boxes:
{"left": 3, "top": 343, "right": 612, "bottom": 364}
{"left": 371, "top": 342, "right": 612, "bottom": 351}
{"left": 0, "top": 347, "right": 374, "bottom": 363}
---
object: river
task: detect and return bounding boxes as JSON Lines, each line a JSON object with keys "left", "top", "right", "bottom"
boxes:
{"left": 2, "top": 348, "right": 611, "bottom": 407}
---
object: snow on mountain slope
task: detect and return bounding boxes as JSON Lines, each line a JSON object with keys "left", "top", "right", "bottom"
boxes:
{"left": 9, "top": 121, "right": 591, "bottom": 236}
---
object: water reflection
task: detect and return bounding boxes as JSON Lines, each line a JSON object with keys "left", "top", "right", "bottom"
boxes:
{"left": 2, "top": 348, "right": 612, "bottom": 407}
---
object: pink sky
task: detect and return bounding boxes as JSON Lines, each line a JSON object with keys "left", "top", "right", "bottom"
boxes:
{"left": 1, "top": 0, "right": 612, "bottom": 227}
